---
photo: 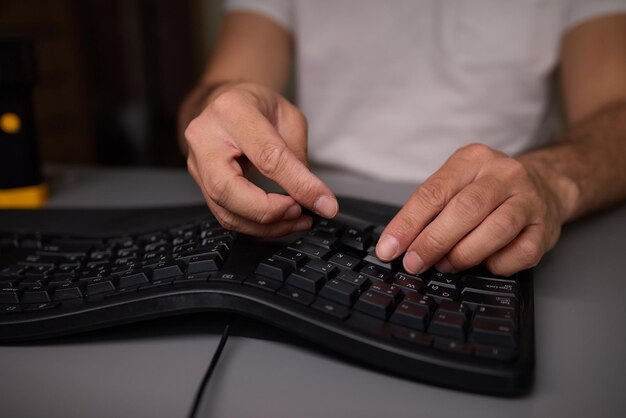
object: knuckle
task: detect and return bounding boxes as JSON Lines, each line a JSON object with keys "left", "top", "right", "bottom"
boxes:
{"left": 517, "top": 238, "right": 543, "bottom": 268}
{"left": 209, "top": 89, "right": 245, "bottom": 116}
{"left": 448, "top": 246, "right": 478, "bottom": 269}
{"left": 415, "top": 181, "right": 447, "bottom": 212}
{"left": 216, "top": 210, "right": 238, "bottom": 231}
{"left": 499, "top": 158, "right": 527, "bottom": 180}
{"left": 208, "top": 176, "right": 232, "bottom": 208}
{"left": 420, "top": 230, "right": 448, "bottom": 255}
{"left": 257, "top": 143, "right": 287, "bottom": 177}
{"left": 491, "top": 213, "right": 521, "bottom": 238}
{"left": 458, "top": 143, "right": 494, "bottom": 160}
{"left": 184, "top": 118, "right": 203, "bottom": 148}
{"left": 454, "top": 189, "right": 486, "bottom": 218}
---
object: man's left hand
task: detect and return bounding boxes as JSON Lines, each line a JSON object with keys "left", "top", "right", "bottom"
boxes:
{"left": 375, "top": 143, "right": 568, "bottom": 276}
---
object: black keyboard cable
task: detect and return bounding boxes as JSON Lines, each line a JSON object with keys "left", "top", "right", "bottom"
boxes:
{"left": 188, "top": 323, "right": 231, "bottom": 418}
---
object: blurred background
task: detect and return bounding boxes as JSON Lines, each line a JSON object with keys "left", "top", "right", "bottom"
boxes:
{"left": 0, "top": 0, "right": 225, "bottom": 167}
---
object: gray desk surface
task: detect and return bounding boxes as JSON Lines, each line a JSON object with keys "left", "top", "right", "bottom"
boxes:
{"left": 2, "top": 166, "right": 626, "bottom": 418}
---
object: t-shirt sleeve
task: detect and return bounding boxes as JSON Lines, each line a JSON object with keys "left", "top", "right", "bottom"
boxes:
{"left": 565, "top": 0, "right": 626, "bottom": 30}
{"left": 224, "top": 0, "right": 294, "bottom": 31}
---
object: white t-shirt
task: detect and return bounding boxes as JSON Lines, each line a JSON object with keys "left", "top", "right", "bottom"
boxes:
{"left": 225, "top": 0, "right": 626, "bottom": 182}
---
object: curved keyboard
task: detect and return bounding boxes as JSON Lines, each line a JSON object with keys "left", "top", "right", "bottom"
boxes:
{"left": 0, "top": 199, "right": 534, "bottom": 396}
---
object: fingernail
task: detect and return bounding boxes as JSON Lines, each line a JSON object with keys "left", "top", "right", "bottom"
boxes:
{"left": 376, "top": 234, "right": 400, "bottom": 261}
{"left": 313, "top": 195, "right": 338, "bottom": 218}
{"left": 282, "top": 203, "right": 301, "bottom": 221}
{"left": 291, "top": 217, "right": 312, "bottom": 232}
{"left": 435, "top": 258, "right": 455, "bottom": 273}
{"left": 403, "top": 251, "right": 425, "bottom": 274}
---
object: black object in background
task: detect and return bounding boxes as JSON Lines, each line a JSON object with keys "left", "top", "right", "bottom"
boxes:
{"left": 0, "top": 37, "right": 43, "bottom": 190}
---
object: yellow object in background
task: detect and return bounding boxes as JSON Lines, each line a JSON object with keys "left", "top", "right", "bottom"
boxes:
{"left": 0, "top": 112, "right": 21, "bottom": 134}
{"left": 0, "top": 182, "right": 48, "bottom": 208}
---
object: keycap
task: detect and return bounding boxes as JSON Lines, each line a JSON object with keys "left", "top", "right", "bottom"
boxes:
{"left": 335, "top": 270, "right": 370, "bottom": 292}
{"left": 328, "top": 252, "right": 361, "bottom": 271}
{"left": 474, "top": 345, "right": 516, "bottom": 361}
{"left": 302, "top": 230, "right": 338, "bottom": 249}
{"left": 437, "top": 300, "right": 471, "bottom": 320}
{"left": 403, "top": 292, "right": 436, "bottom": 315}
{"left": 53, "top": 284, "right": 83, "bottom": 300}
{"left": 174, "top": 273, "right": 211, "bottom": 286}
{"left": 313, "top": 219, "right": 344, "bottom": 235}
{"left": 424, "top": 283, "right": 458, "bottom": 303}
{"left": 21, "top": 289, "right": 51, "bottom": 303}
{"left": 461, "top": 292, "right": 516, "bottom": 310}
{"left": 390, "top": 302, "right": 429, "bottom": 331}
{"left": 176, "top": 247, "right": 224, "bottom": 265}
{"left": 273, "top": 249, "right": 309, "bottom": 269}
{"left": 244, "top": 277, "right": 282, "bottom": 293}
{"left": 469, "top": 319, "right": 517, "bottom": 347}
{"left": 392, "top": 272, "right": 423, "bottom": 292}
{"left": 392, "top": 327, "right": 432, "bottom": 347}
{"left": 305, "top": 259, "right": 337, "bottom": 278}
{"left": 428, "top": 271, "right": 462, "bottom": 289}
{"left": 255, "top": 257, "right": 293, "bottom": 282}
{"left": 286, "top": 267, "right": 326, "bottom": 293}
{"left": 474, "top": 305, "right": 517, "bottom": 329}
{"left": 22, "top": 302, "right": 59, "bottom": 312}
{"left": 463, "top": 276, "right": 518, "bottom": 297}
{"left": 139, "top": 279, "right": 174, "bottom": 291}
{"left": 0, "top": 287, "right": 20, "bottom": 304}
{"left": 85, "top": 280, "right": 116, "bottom": 296}
{"left": 354, "top": 291, "right": 393, "bottom": 319}
{"left": 359, "top": 263, "right": 393, "bottom": 282}
{"left": 311, "top": 299, "right": 350, "bottom": 319}
{"left": 277, "top": 285, "right": 316, "bottom": 306}
{"left": 152, "top": 262, "right": 185, "bottom": 280}
{"left": 187, "top": 254, "right": 221, "bottom": 273}
{"left": 0, "top": 305, "right": 21, "bottom": 314}
{"left": 319, "top": 279, "right": 359, "bottom": 306}
{"left": 428, "top": 311, "right": 466, "bottom": 340}
{"left": 433, "top": 337, "right": 472, "bottom": 355}
{"left": 362, "top": 247, "right": 394, "bottom": 270}
{"left": 117, "top": 269, "right": 151, "bottom": 288}
{"left": 368, "top": 281, "right": 402, "bottom": 303}
{"left": 210, "top": 273, "right": 245, "bottom": 285}
{"left": 340, "top": 227, "right": 369, "bottom": 251}
{"left": 287, "top": 239, "right": 330, "bottom": 259}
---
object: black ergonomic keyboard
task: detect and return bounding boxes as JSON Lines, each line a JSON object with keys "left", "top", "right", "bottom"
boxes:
{"left": 0, "top": 198, "right": 534, "bottom": 396}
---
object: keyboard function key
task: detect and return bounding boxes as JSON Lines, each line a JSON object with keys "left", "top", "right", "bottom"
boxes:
{"left": 244, "top": 277, "right": 283, "bottom": 293}
{"left": 433, "top": 337, "right": 473, "bottom": 355}
{"left": 469, "top": 318, "right": 517, "bottom": 348}
{"left": 428, "top": 311, "right": 466, "bottom": 340}
{"left": 390, "top": 302, "right": 429, "bottom": 331}
{"left": 354, "top": 291, "right": 393, "bottom": 319}
{"left": 311, "top": 299, "right": 350, "bottom": 320}
{"left": 277, "top": 285, "right": 315, "bottom": 306}
{"left": 392, "top": 327, "right": 432, "bottom": 347}
{"left": 286, "top": 267, "right": 326, "bottom": 293}
{"left": 319, "top": 278, "right": 359, "bottom": 306}
{"left": 255, "top": 257, "right": 293, "bottom": 282}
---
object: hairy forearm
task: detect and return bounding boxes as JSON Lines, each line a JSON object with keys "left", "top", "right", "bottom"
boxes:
{"left": 518, "top": 102, "right": 626, "bottom": 223}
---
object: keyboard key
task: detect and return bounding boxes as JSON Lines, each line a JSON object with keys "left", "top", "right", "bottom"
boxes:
{"left": 469, "top": 319, "right": 517, "bottom": 348}
{"left": 437, "top": 300, "right": 471, "bottom": 320}
{"left": 433, "top": 337, "right": 473, "bottom": 355}
{"left": 392, "top": 327, "right": 432, "bottom": 347}
{"left": 152, "top": 262, "right": 185, "bottom": 280}
{"left": 286, "top": 267, "right": 326, "bottom": 293}
{"left": 22, "top": 302, "right": 60, "bottom": 312}
{"left": 117, "top": 269, "right": 151, "bottom": 288}
{"left": 428, "top": 311, "right": 466, "bottom": 340}
{"left": 273, "top": 249, "right": 309, "bottom": 269}
{"left": 424, "top": 283, "right": 458, "bottom": 303}
{"left": 174, "top": 273, "right": 211, "bottom": 286}
{"left": 392, "top": 272, "right": 423, "bottom": 292}
{"left": 474, "top": 305, "right": 517, "bottom": 329}
{"left": 287, "top": 239, "right": 330, "bottom": 259}
{"left": 187, "top": 254, "right": 221, "bottom": 273}
{"left": 305, "top": 259, "right": 337, "bottom": 278}
{"left": 210, "top": 273, "right": 245, "bottom": 285}
{"left": 138, "top": 279, "right": 174, "bottom": 291}
{"left": 403, "top": 292, "right": 436, "bottom": 316}
{"left": 368, "top": 281, "right": 402, "bottom": 303}
{"left": 328, "top": 252, "right": 361, "bottom": 271}
{"left": 302, "top": 230, "right": 338, "bottom": 249}
{"left": 354, "top": 291, "right": 393, "bottom": 319}
{"left": 255, "top": 257, "right": 293, "bottom": 282}
{"left": 362, "top": 247, "right": 394, "bottom": 270}
{"left": 311, "top": 299, "right": 350, "bottom": 320}
{"left": 428, "top": 271, "right": 462, "bottom": 289}
{"left": 53, "top": 283, "right": 83, "bottom": 300}
{"left": 390, "top": 302, "right": 429, "bottom": 331}
{"left": 461, "top": 292, "right": 516, "bottom": 310}
{"left": 313, "top": 219, "right": 344, "bottom": 235}
{"left": 340, "top": 227, "right": 369, "bottom": 251}
{"left": 21, "top": 289, "right": 51, "bottom": 303}
{"left": 335, "top": 270, "right": 370, "bottom": 292}
{"left": 277, "top": 285, "right": 315, "bottom": 306}
{"left": 244, "top": 277, "right": 282, "bottom": 293}
{"left": 474, "top": 345, "right": 516, "bottom": 361}
{"left": 319, "top": 278, "right": 359, "bottom": 306}
{"left": 462, "top": 276, "right": 518, "bottom": 297}
{"left": 359, "top": 263, "right": 393, "bottom": 282}
{"left": 0, "top": 304, "right": 21, "bottom": 314}
{"left": 86, "top": 280, "right": 116, "bottom": 296}
{"left": 0, "top": 287, "right": 20, "bottom": 304}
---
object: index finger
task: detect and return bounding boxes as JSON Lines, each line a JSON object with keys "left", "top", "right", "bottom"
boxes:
{"left": 375, "top": 153, "right": 483, "bottom": 263}
{"left": 226, "top": 108, "right": 338, "bottom": 218}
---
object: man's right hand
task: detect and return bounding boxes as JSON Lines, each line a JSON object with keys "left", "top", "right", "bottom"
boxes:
{"left": 184, "top": 82, "right": 338, "bottom": 237}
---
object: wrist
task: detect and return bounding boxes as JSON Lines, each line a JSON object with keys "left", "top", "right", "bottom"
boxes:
{"left": 517, "top": 155, "right": 581, "bottom": 224}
